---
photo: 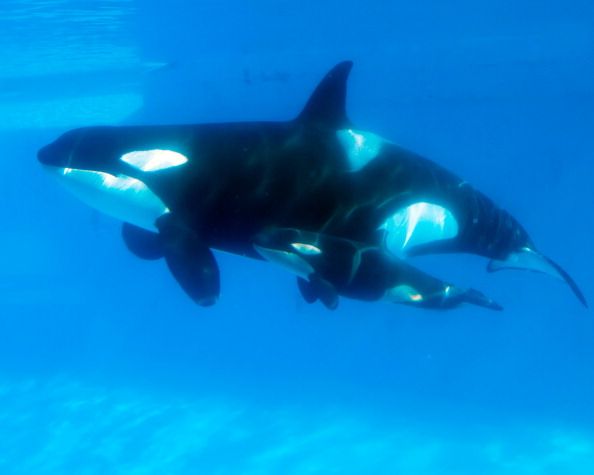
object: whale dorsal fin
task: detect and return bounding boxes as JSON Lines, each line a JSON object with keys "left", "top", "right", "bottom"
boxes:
{"left": 297, "top": 61, "right": 353, "bottom": 128}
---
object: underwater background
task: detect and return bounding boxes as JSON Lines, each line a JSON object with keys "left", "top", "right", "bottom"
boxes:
{"left": 1, "top": 0, "right": 593, "bottom": 473}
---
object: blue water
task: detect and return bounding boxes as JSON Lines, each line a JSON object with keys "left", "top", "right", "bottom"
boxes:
{"left": 1, "top": 1, "right": 593, "bottom": 473}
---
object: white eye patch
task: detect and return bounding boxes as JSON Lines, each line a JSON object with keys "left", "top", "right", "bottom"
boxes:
{"left": 290, "top": 242, "right": 322, "bottom": 256}
{"left": 120, "top": 149, "right": 188, "bottom": 172}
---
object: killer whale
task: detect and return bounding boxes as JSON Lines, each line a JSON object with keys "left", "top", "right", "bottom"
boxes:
{"left": 253, "top": 227, "right": 502, "bottom": 311}
{"left": 38, "top": 61, "right": 587, "bottom": 309}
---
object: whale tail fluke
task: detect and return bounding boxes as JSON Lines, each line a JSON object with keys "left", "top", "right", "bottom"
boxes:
{"left": 488, "top": 247, "right": 588, "bottom": 308}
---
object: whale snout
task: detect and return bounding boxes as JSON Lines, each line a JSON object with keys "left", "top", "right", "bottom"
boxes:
{"left": 38, "top": 128, "right": 84, "bottom": 167}
{"left": 37, "top": 141, "right": 66, "bottom": 168}
{"left": 37, "top": 143, "right": 54, "bottom": 165}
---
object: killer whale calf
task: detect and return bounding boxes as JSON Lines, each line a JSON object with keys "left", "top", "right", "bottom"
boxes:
{"left": 253, "top": 227, "right": 502, "bottom": 311}
{"left": 38, "top": 61, "right": 587, "bottom": 309}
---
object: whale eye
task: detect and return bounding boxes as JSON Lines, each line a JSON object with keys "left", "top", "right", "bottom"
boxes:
{"left": 120, "top": 149, "right": 188, "bottom": 172}
{"left": 336, "top": 129, "right": 384, "bottom": 172}
{"left": 290, "top": 242, "right": 322, "bottom": 256}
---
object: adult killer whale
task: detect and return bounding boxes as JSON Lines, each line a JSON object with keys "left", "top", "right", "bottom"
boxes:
{"left": 38, "top": 61, "right": 587, "bottom": 309}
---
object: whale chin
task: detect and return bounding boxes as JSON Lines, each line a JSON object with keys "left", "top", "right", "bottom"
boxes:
{"left": 488, "top": 247, "right": 587, "bottom": 308}
{"left": 42, "top": 165, "right": 169, "bottom": 232}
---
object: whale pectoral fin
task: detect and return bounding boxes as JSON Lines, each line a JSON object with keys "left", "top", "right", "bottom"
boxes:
{"left": 488, "top": 247, "right": 587, "bottom": 308}
{"left": 157, "top": 215, "right": 220, "bottom": 307}
{"left": 254, "top": 227, "right": 339, "bottom": 310}
{"left": 297, "top": 277, "right": 318, "bottom": 304}
{"left": 308, "top": 273, "right": 339, "bottom": 310}
{"left": 163, "top": 242, "right": 220, "bottom": 307}
{"left": 297, "top": 275, "right": 339, "bottom": 310}
{"left": 121, "top": 222, "right": 164, "bottom": 260}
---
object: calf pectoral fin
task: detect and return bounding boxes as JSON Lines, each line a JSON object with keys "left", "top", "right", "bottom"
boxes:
{"left": 488, "top": 247, "right": 587, "bottom": 308}
{"left": 157, "top": 215, "right": 220, "bottom": 307}
{"left": 252, "top": 227, "right": 338, "bottom": 310}
{"left": 122, "top": 222, "right": 164, "bottom": 260}
{"left": 297, "top": 277, "right": 318, "bottom": 304}
{"left": 298, "top": 275, "right": 339, "bottom": 310}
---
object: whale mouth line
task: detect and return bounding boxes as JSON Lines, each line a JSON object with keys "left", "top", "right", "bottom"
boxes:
{"left": 488, "top": 247, "right": 588, "bottom": 308}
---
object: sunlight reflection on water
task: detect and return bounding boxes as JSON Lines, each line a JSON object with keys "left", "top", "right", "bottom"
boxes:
{"left": 0, "top": 0, "right": 138, "bottom": 78}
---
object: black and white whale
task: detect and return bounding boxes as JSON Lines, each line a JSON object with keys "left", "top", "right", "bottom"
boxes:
{"left": 254, "top": 227, "right": 502, "bottom": 311}
{"left": 37, "top": 61, "right": 587, "bottom": 309}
